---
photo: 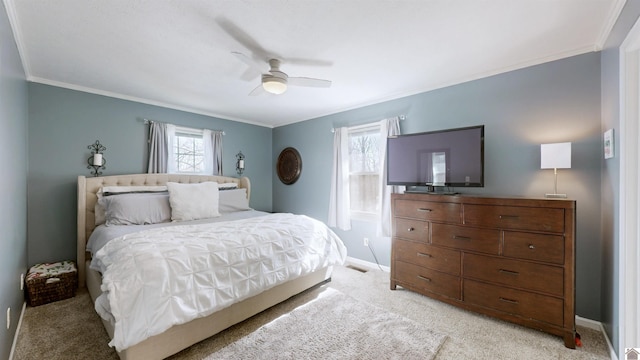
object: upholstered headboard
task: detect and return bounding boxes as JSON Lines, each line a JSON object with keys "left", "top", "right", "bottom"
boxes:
{"left": 77, "top": 173, "right": 250, "bottom": 286}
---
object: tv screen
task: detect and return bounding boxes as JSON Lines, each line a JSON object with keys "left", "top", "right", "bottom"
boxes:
{"left": 387, "top": 125, "right": 484, "bottom": 187}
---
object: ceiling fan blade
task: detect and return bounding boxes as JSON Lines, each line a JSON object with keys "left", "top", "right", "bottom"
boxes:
{"left": 239, "top": 69, "right": 259, "bottom": 81}
{"left": 216, "top": 17, "right": 272, "bottom": 60}
{"left": 232, "top": 51, "right": 267, "bottom": 75}
{"left": 249, "top": 84, "right": 266, "bottom": 96}
{"left": 284, "top": 58, "right": 333, "bottom": 67}
{"left": 288, "top": 77, "right": 332, "bottom": 88}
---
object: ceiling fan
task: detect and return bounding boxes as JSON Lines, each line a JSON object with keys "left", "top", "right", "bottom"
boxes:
{"left": 232, "top": 52, "right": 332, "bottom": 95}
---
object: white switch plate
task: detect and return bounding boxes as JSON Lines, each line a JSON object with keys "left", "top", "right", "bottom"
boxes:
{"left": 6, "top": 308, "right": 10, "bottom": 330}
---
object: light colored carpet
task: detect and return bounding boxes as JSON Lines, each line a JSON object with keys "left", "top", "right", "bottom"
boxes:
{"left": 13, "top": 265, "right": 611, "bottom": 360}
{"left": 209, "top": 287, "right": 446, "bottom": 359}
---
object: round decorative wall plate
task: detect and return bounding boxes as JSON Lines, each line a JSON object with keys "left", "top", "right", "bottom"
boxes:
{"left": 277, "top": 147, "right": 302, "bottom": 185}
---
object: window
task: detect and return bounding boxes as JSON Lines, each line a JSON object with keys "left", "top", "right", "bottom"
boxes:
{"left": 348, "top": 124, "right": 381, "bottom": 221}
{"left": 172, "top": 127, "right": 206, "bottom": 174}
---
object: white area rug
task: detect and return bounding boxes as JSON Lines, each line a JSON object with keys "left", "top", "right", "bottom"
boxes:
{"left": 209, "top": 288, "right": 447, "bottom": 359}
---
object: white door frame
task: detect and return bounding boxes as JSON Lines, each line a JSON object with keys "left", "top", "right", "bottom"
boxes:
{"left": 619, "top": 16, "right": 640, "bottom": 358}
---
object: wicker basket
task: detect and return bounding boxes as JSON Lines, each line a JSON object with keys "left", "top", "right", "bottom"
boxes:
{"left": 26, "top": 261, "right": 78, "bottom": 306}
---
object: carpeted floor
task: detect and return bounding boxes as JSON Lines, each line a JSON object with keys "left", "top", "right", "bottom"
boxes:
{"left": 208, "top": 288, "right": 446, "bottom": 359}
{"left": 13, "top": 265, "right": 611, "bottom": 359}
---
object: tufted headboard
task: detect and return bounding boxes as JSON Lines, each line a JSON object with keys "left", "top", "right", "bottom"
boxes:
{"left": 77, "top": 173, "right": 250, "bottom": 287}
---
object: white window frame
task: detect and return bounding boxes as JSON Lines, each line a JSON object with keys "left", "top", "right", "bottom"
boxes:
{"left": 172, "top": 126, "right": 207, "bottom": 175}
{"left": 619, "top": 17, "right": 640, "bottom": 357}
{"left": 348, "top": 123, "right": 382, "bottom": 222}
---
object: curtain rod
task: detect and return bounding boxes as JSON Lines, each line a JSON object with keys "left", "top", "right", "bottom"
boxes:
{"left": 330, "top": 114, "right": 406, "bottom": 133}
{"left": 143, "top": 118, "right": 225, "bottom": 135}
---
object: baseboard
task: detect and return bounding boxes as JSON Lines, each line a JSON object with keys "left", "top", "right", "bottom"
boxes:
{"left": 345, "top": 256, "right": 390, "bottom": 272}
{"left": 576, "top": 315, "right": 602, "bottom": 331}
{"left": 575, "top": 316, "right": 617, "bottom": 360}
{"left": 8, "top": 302, "right": 26, "bottom": 360}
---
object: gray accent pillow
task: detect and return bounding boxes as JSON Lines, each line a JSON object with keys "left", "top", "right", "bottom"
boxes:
{"left": 95, "top": 186, "right": 169, "bottom": 225}
{"left": 100, "top": 192, "right": 171, "bottom": 226}
{"left": 219, "top": 188, "right": 251, "bottom": 213}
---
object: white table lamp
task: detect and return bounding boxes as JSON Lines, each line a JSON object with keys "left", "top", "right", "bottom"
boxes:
{"left": 541, "top": 142, "right": 571, "bottom": 198}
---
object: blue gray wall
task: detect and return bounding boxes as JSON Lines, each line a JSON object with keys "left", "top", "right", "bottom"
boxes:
{"left": 0, "top": 2, "right": 28, "bottom": 358}
{"left": 273, "top": 53, "right": 603, "bottom": 321}
{"left": 27, "top": 83, "right": 273, "bottom": 265}
{"left": 600, "top": 1, "right": 640, "bottom": 355}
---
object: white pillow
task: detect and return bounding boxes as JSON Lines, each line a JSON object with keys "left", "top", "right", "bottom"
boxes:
{"left": 101, "top": 185, "right": 168, "bottom": 195}
{"left": 167, "top": 182, "right": 221, "bottom": 221}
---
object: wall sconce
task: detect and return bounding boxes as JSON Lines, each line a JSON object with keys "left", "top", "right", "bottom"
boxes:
{"left": 87, "top": 140, "right": 106, "bottom": 177}
{"left": 236, "top": 151, "right": 245, "bottom": 176}
{"left": 540, "top": 142, "right": 571, "bottom": 198}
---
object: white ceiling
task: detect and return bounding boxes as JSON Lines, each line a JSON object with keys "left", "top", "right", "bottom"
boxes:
{"left": 5, "top": 0, "right": 622, "bottom": 128}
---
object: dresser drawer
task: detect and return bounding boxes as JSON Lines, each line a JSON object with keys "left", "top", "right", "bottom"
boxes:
{"left": 464, "top": 280, "right": 564, "bottom": 327}
{"left": 394, "top": 200, "right": 461, "bottom": 223}
{"left": 432, "top": 223, "right": 499, "bottom": 255}
{"left": 463, "top": 253, "right": 563, "bottom": 296}
{"left": 394, "top": 238, "right": 461, "bottom": 275}
{"left": 463, "top": 204, "right": 565, "bottom": 233}
{"left": 394, "top": 261, "right": 461, "bottom": 300}
{"left": 394, "top": 218, "right": 428, "bottom": 242}
{"left": 504, "top": 231, "right": 565, "bottom": 265}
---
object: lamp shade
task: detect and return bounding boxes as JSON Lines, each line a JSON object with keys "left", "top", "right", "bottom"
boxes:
{"left": 263, "top": 78, "right": 287, "bottom": 94}
{"left": 93, "top": 153, "right": 103, "bottom": 166}
{"left": 541, "top": 142, "right": 571, "bottom": 169}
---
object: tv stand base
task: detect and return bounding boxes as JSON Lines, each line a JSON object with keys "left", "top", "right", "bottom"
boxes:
{"left": 405, "top": 186, "right": 458, "bottom": 195}
{"left": 405, "top": 190, "right": 458, "bottom": 195}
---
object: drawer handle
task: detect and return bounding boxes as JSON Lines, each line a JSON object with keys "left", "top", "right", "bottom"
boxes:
{"left": 499, "top": 269, "right": 520, "bottom": 276}
{"left": 499, "top": 297, "right": 519, "bottom": 305}
{"left": 528, "top": 244, "right": 536, "bottom": 250}
{"left": 499, "top": 215, "right": 519, "bottom": 219}
{"left": 417, "top": 252, "right": 432, "bottom": 258}
{"left": 452, "top": 235, "right": 471, "bottom": 241}
{"left": 417, "top": 208, "right": 433, "bottom": 212}
{"left": 407, "top": 227, "right": 415, "bottom": 232}
{"left": 417, "top": 275, "right": 432, "bottom": 282}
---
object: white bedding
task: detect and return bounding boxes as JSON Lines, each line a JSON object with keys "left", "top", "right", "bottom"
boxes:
{"left": 91, "top": 212, "right": 347, "bottom": 351}
{"left": 87, "top": 209, "right": 267, "bottom": 256}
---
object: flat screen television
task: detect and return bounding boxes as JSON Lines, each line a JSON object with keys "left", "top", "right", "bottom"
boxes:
{"left": 387, "top": 125, "right": 484, "bottom": 189}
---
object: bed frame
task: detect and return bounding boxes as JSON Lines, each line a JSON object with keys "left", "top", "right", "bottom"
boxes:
{"left": 77, "top": 174, "right": 332, "bottom": 360}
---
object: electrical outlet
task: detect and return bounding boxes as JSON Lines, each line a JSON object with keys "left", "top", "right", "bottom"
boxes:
{"left": 363, "top": 237, "right": 369, "bottom": 247}
{"left": 20, "top": 273, "right": 24, "bottom": 291}
{"left": 6, "top": 308, "right": 10, "bottom": 330}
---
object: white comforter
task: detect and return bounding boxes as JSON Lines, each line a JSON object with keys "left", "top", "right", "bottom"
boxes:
{"left": 92, "top": 213, "right": 347, "bottom": 351}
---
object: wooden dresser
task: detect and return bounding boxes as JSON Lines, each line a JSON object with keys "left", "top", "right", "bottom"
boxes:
{"left": 390, "top": 192, "right": 576, "bottom": 348}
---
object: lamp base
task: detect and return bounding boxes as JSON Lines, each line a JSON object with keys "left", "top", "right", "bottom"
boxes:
{"left": 545, "top": 193, "right": 567, "bottom": 198}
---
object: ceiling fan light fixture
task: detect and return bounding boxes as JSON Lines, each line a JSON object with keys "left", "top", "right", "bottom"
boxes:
{"left": 263, "top": 77, "right": 287, "bottom": 94}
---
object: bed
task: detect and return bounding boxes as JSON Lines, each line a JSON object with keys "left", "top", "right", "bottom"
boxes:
{"left": 77, "top": 173, "right": 347, "bottom": 360}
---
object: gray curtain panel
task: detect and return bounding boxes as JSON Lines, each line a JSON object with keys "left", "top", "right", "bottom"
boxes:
{"left": 147, "top": 121, "right": 168, "bottom": 173}
{"left": 212, "top": 130, "right": 223, "bottom": 175}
